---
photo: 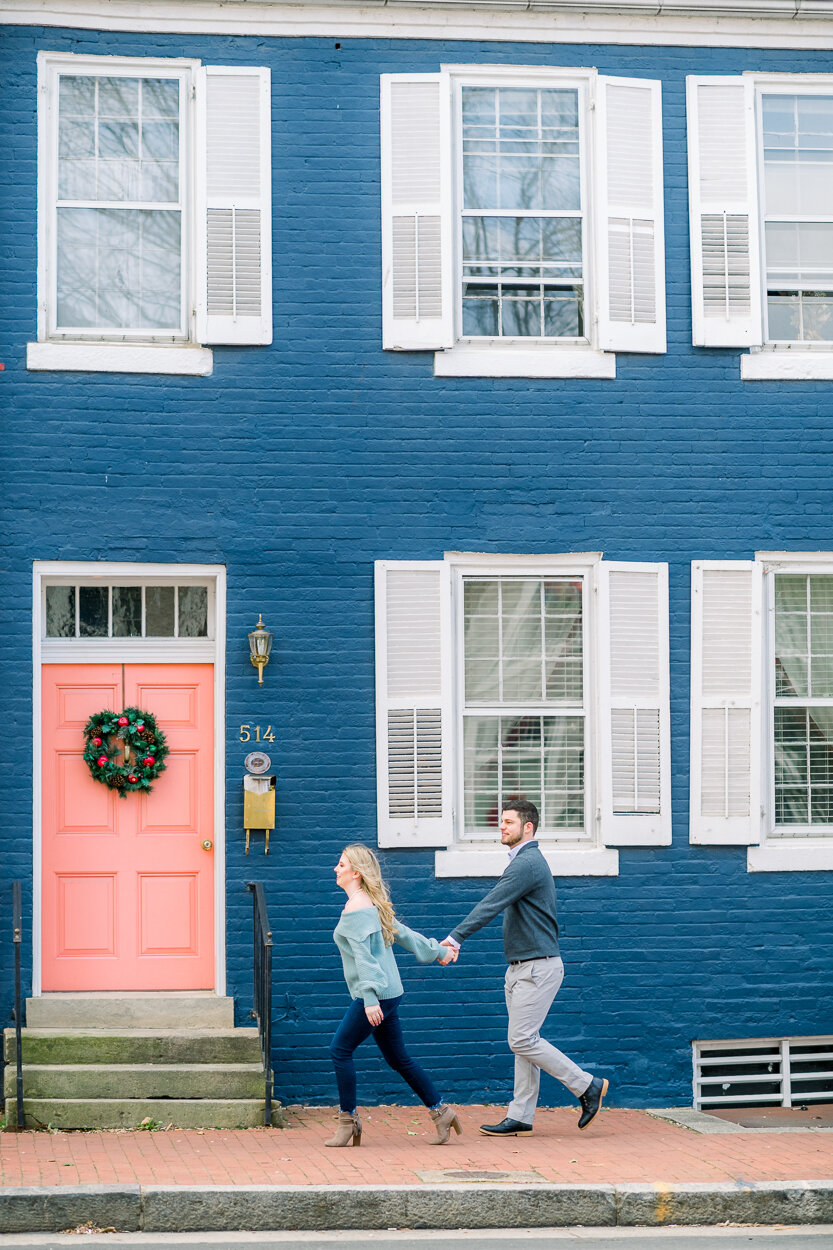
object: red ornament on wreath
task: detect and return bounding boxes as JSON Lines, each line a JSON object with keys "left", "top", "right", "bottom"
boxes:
{"left": 82, "top": 706, "right": 169, "bottom": 797}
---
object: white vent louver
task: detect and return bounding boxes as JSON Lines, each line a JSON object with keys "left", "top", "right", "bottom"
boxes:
{"left": 701, "top": 214, "right": 751, "bottom": 319}
{"left": 387, "top": 708, "right": 442, "bottom": 819}
{"left": 695, "top": 1036, "right": 833, "bottom": 1110}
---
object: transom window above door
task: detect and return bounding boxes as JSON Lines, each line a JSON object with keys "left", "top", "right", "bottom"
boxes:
{"left": 44, "top": 582, "right": 210, "bottom": 639}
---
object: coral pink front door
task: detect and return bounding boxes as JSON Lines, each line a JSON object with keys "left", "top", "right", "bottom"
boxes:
{"left": 42, "top": 664, "right": 215, "bottom": 991}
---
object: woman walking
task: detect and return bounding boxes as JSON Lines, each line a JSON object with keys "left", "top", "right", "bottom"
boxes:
{"left": 326, "top": 843, "right": 461, "bottom": 1148}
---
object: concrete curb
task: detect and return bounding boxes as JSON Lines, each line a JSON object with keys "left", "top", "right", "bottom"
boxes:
{"left": 1, "top": 1181, "right": 832, "bottom": 1233}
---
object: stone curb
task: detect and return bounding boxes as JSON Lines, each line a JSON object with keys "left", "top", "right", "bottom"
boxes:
{"left": 1, "top": 1181, "right": 832, "bottom": 1233}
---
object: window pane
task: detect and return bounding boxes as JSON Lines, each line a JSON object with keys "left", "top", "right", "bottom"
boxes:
{"left": 774, "top": 705, "right": 833, "bottom": 828}
{"left": 463, "top": 714, "right": 584, "bottom": 835}
{"left": 462, "top": 212, "right": 583, "bottom": 340}
{"left": 146, "top": 585, "right": 175, "bottom": 636}
{"left": 58, "top": 75, "right": 179, "bottom": 203}
{"left": 56, "top": 207, "right": 181, "bottom": 331}
{"left": 112, "top": 586, "right": 142, "bottom": 637}
{"left": 464, "top": 577, "right": 583, "bottom": 707}
{"left": 79, "top": 585, "right": 108, "bottom": 637}
{"left": 46, "top": 585, "right": 76, "bottom": 637}
{"left": 178, "top": 585, "right": 208, "bottom": 637}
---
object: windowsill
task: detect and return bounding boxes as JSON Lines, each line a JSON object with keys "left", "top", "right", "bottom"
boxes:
{"left": 27, "top": 341, "right": 214, "bottom": 376}
{"left": 747, "top": 841, "right": 833, "bottom": 873}
{"left": 434, "top": 845, "right": 619, "bottom": 877}
{"left": 434, "top": 342, "right": 616, "bottom": 379}
{"left": 741, "top": 349, "right": 833, "bottom": 381}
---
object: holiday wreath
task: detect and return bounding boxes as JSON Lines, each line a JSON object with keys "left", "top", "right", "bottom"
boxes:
{"left": 82, "top": 706, "right": 169, "bottom": 796}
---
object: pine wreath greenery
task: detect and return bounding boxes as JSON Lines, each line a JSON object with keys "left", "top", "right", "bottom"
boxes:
{"left": 83, "top": 706, "right": 169, "bottom": 797}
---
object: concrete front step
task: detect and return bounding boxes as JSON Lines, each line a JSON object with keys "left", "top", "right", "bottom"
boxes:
{"left": 4, "top": 1028, "right": 260, "bottom": 1066}
{"left": 26, "top": 993, "right": 234, "bottom": 1030}
{"left": 6, "top": 1098, "right": 280, "bottom": 1130}
{"left": 5, "top": 1063, "right": 267, "bottom": 1101}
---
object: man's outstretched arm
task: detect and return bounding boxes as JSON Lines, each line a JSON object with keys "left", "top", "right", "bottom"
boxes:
{"left": 444, "top": 860, "right": 532, "bottom": 947}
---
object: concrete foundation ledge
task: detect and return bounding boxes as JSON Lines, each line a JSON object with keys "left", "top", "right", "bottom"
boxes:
{"left": 0, "top": 1185, "right": 142, "bottom": 1233}
{"left": 141, "top": 1183, "right": 617, "bottom": 1231}
{"left": 616, "top": 1181, "right": 833, "bottom": 1227}
{"left": 0, "top": 1180, "right": 831, "bottom": 1233}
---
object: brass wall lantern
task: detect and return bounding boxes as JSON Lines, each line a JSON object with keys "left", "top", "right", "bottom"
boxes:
{"left": 248, "top": 614, "right": 273, "bottom": 685}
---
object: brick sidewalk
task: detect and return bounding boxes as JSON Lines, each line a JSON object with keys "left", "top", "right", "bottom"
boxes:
{"left": 2, "top": 1107, "right": 832, "bottom": 1190}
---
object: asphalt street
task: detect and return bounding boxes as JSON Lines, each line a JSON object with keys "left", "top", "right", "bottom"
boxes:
{"left": 1, "top": 1229, "right": 833, "bottom": 1249}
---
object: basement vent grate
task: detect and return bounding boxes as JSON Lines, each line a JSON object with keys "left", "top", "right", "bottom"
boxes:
{"left": 693, "top": 1035, "right": 833, "bottom": 1110}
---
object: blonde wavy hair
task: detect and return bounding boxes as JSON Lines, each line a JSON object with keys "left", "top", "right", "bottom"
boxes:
{"left": 343, "top": 843, "right": 397, "bottom": 946}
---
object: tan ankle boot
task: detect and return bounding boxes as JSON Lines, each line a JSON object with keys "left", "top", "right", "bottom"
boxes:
{"left": 324, "top": 1110, "right": 362, "bottom": 1147}
{"left": 428, "top": 1104, "right": 462, "bottom": 1145}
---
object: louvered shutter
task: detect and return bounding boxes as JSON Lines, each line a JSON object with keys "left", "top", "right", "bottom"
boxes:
{"left": 195, "top": 66, "right": 272, "bottom": 346}
{"left": 687, "top": 77, "right": 762, "bottom": 347}
{"left": 595, "top": 76, "right": 666, "bottom": 354}
{"left": 600, "top": 562, "right": 671, "bottom": 846}
{"left": 375, "top": 561, "right": 453, "bottom": 847}
{"left": 690, "top": 562, "right": 763, "bottom": 845}
{"left": 380, "top": 74, "right": 453, "bottom": 351}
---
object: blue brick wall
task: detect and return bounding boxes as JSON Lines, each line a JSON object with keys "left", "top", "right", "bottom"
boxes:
{"left": 2, "top": 24, "right": 833, "bottom": 1110}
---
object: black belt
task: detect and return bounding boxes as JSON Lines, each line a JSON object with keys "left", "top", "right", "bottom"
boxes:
{"left": 508, "top": 955, "right": 555, "bottom": 965}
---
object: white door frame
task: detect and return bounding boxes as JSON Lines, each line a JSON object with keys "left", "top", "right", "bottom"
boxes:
{"left": 32, "top": 560, "right": 227, "bottom": 997}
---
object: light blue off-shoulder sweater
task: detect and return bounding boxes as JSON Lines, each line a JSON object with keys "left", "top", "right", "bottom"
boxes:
{"left": 333, "top": 906, "right": 442, "bottom": 1007}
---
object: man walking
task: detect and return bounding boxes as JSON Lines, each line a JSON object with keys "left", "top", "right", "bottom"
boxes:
{"left": 441, "top": 797, "right": 607, "bottom": 1137}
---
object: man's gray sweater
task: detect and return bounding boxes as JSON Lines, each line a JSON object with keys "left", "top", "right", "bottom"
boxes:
{"left": 449, "top": 840, "right": 560, "bottom": 962}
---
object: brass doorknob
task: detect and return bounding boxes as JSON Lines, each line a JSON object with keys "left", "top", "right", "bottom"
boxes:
{"left": 201, "top": 840, "right": 213, "bottom": 851}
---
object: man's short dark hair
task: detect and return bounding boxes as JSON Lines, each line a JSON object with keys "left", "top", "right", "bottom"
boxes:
{"left": 502, "top": 796, "right": 539, "bottom": 834}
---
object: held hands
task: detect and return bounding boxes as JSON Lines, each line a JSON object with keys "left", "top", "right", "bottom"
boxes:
{"left": 365, "top": 1004, "right": 384, "bottom": 1026}
{"left": 438, "top": 938, "right": 459, "bottom": 964}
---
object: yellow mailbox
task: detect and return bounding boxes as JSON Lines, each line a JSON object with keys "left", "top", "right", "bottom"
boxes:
{"left": 243, "top": 751, "right": 276, "bottom": 853}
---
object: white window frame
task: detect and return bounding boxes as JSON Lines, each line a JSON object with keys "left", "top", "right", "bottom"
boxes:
{"left": 31, "top": 560, "right": 227, "bottom": 995}
{"left": 750, "top": 551, "right": 833, "bottom": 871}
{"left": 743, "top": 72, "right": 833, "bottom": 380}
{"left": 436, "top": 552, "right": 618, "bottom": 877}
{"left": 30, "top": 51, "right": 212, "bottom": 376}
{"left": 435, "top": 64, "right": 614, "bottom": 381}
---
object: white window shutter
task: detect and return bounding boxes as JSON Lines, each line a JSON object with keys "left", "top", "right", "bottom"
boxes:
{"left": 595, "top": 76, "right": 666, "bottom": 355}
{"left": 687, "top": 77, "right": 762, "bottom": 348}
{"left": 690, "top": 562, "right": 763, "bottom": 845}
{"left": 599, "top": 563, "right": 671, "bottom": 846}
{"left": 375, "top": 561, "right": 454, "bottom": 848}
{"left": 195, "top": 66, "right": 272, "bottom": 346}
{"left": 380, "top": 74, "right": 453, "bottom": 351}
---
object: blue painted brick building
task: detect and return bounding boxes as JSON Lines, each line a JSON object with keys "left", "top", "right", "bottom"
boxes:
{"left": 2, "top": 0, "right": 833, "bottom": 1117}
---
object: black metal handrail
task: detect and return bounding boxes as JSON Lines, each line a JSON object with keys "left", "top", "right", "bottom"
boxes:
{"left": 246, "top": 882, "right": 273, "bottom": 1126}
{"left": 11, "top": 881, "right": 24, "bottom": 1130}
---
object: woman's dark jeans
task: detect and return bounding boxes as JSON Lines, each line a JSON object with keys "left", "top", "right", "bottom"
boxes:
{"left": 329, "top": 994, "right": 441, "bottom": 1113}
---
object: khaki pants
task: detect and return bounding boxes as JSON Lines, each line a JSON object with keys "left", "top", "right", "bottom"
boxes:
{"left": 505, "top": 956, "right": 592, "bottom": 1124}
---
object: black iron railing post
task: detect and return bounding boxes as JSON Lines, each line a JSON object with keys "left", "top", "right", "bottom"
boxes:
{"left": 12, "top": 881, "right": 24, "bottom": 1130}
{"left": 247, "top": 882, "right": 274, "bottom": 1126}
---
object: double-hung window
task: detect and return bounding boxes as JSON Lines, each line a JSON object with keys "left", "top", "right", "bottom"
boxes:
{"left": 458, "top": 85, "right": 586, "bottom": 344}
{"left": 52, "top": 68, "right": 188, "bottom": 340}
{"left": 691, "top": 557, "right": 833, "bottom": 870}
{"left": 31, "top": 52, "right": 272, "bottom": 375}
{"left": 461, "top": 576, "right": 587, "bottom": 842}
{"left": 375, "top": 555, "right": 671, "bottom": 878}
{"left": 760, "top": 93, "right": 833, "bottom": 345}
{"left": 687, "top": 74, "right": 833, "bottom": 378}
{"left": 380, "top": 67, "right": 666, "bottom": 378}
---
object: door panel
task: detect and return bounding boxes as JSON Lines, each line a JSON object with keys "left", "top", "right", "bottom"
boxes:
{"left": 42, "top": 664, "right": 215, "bottom": 990}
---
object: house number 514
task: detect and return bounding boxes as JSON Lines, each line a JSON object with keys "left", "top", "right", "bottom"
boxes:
{"left": 239, "top": 725, "right": 275, "bottom": 743}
